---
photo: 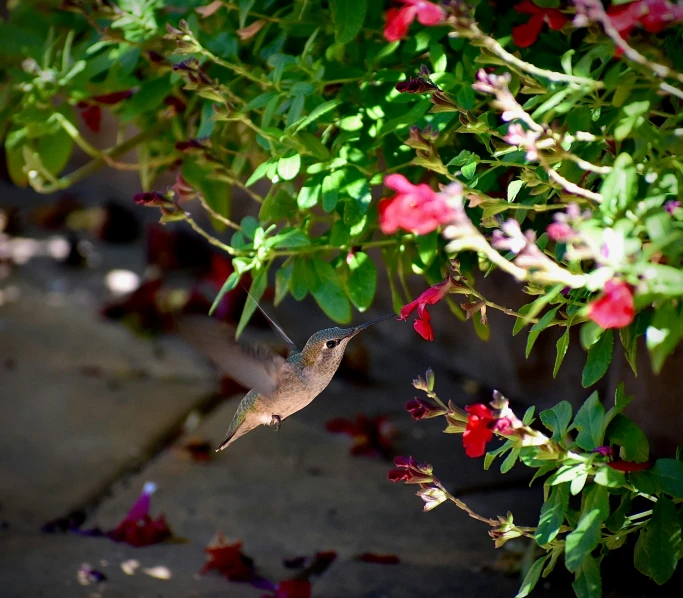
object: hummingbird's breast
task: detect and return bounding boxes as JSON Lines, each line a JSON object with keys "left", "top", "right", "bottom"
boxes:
{"left": 267, "top": 359, "right": 336, "bottom": 419}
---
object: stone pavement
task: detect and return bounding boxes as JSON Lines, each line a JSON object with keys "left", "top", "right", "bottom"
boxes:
{"left": 0, "top": 179, "right": 572, "bottom": 597}
{"left": 0, "top": 274, "right": 561, "bottom": 597}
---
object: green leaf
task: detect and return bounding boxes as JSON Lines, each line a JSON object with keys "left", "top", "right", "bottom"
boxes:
{"left": 604, "top": 382, "right": 633, "bottom": 428}
{"left": 540, "top": 401, "right": 573, "bottom": 442}
{"left": 416, "top": 232, "right": 438, "bottom": 266}
{"left": 526, "top": 307, "right": 559, "bottom": 358}
{"left": 500, "top": 447, "right": 520, "bottom": 473}
{"left": 594, "top": 465, "right": 626, "bottom": 488}
{"left": 345, "top": 252, "right": 376, "bottom": 312}
{"left": 236, "top": 265, "right": 269, "bottom": 338}
{"left": 293, "top": 99, "right": 342, "bottom": 133}
{"left": 600, "top": 153, "right": 637, "bottom": 217}
{"left": 513, "top": 304, "right": 533, "bottom": 335}
{"left": 536, "top": 482, "right": 569, "bottom": 545}
{"left": 461, "top": 159, "right": 477, "bottom": 179}
{"left": 277, "top": 151, "right": 301, "bottom": 181}
{"left": 606, "top": 493, "right": 632, "bottom": 533}
{"left": 614, "top": 100, "right": 649, "bottom": 141}
{"left": 547, "top": 463, "right": 588, "bottom": 486}
{"left": 646, "top": 459, "right": 683, "bottom": 498}
{"left": 238, "top": 0, "right": 255, "bottom": 28}
{"left": 209, "top": 271, "right": 240, "bottom": 317}
{"left": 606, "top": 414, "right": 649, "bottom": 463}
{"left": 619, "top": 311, "right": 650, "bottom": 376}
{"left": 582, "top": 329, "right": 614, "bottom": 387}
{"left": 507, "top": 180, "right": 524, "bottom": 202}
{"left": 297, "top": 176, "right": 322, "bottom": 209}
{"left": 246, "top": 158, "right": 276, "bottom": 186}
{"left": 322, "top": 170, "right": 344, "bottom": 213}
{"left": 330, "top": 0, "right": 367, "bottom": 44}
{"left": 573, "top": 391, "right": 606, "bottom": 451}
{"left": 265, "top": 229, "right": 310, "bottom": 250}
{"left": 310, "top": 258, "right": 352, "bottom": 323}
{"left": 274, "top": 263, "right": 291, "bottom": 306}
{"left": 290, "top": 257, "right": 312, "bottom": 301}
{"left": 646, "top": 301, "right": 683, "bottom": 374}
{"left": 516, "top": 555, "right": 550, "bottom": 598}
{"left": 554, "top": 325, "right": 571, "bottom": 378}
{"left": 565, "top": 485, "right": 610, "bottom": 572}
{"left": 634, "top": 496, "right": 681, "bottom": 585}
{"left": 572, "top": 555, "right": 601, "bottom": 598}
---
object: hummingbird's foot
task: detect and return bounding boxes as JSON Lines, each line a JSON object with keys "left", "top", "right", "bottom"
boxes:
{"left": 269, "top": 414, "right": 282, "bottom": 431}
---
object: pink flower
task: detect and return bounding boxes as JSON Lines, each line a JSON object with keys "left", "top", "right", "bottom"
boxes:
{"left": 587, "top": 280, "right": 635, "bottom": 329}
{"left": 546, "top": 221, "right": 575, "bottom": 242}
{"left": 607, "top": 0, "right": 683, "bottom": 38}
{"left": 463, "top": 404, "right": 495, "bottom": 458}
{"left": 384, "top": 0, "right": 445, "bottom": 42}
{"left": 379, "top": 174, "right": 456, "bottom": 235}
{"left": 108, "top": 482, "right": 173, "bottom": 547}
{"left": 512, "top": 1, "right": 569, "bottom": 48}
{"left": 399, "top": 277, "right": 456, "bottom": 341}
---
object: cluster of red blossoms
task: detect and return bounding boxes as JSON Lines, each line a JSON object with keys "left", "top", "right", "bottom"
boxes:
{"left": 462, "top": 404, "right": 514, "bottom": 458}
{"left": 398, "top": 277, "right": 458, "bottom": 341}
{"left": 606, "top": 0, "right": 683, "bottom": 38}
{"left": 379, "top": 174, "right": 456, "bottom": 236}
{"left": 512, "top": 0, "right": 683, "bottom": 48}
{"left": 512, "top": 1, "right": 569, "bottom": 47}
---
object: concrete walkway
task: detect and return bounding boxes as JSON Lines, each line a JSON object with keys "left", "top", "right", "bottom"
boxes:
{"left": 0, "top": 206, "right": 562, "bottom": 597}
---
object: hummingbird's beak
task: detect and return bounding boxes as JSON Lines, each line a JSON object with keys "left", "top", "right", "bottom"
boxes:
{"left": 345, "top": 313, "right": 396, "bottom": 339}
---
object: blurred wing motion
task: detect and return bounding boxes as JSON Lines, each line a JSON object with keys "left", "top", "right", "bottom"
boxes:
{"left": 242, "top": 286, "right": 299, "bottom": 356}
{"left": 177, "top": 315, "right": 286, "bottom": 397}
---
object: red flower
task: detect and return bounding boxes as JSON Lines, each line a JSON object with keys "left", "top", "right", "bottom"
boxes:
{"left": 108, "top": 482, "right": 173, "bottom": 547}
{"left": 587, "top": 280, "right": 635, "bottom": 329}
{"left": 405, "top": 398, "right": 447, "bottom": 420}
{"left": 387, "top": 455, "right": 434, "bottom": 484}
{"left": 399, "top": 277, "right": 456, "bottom": 341}
{"left": 92, "top": 90, "right": 134, "bottom": 104}
{"left": 384, "top": 0, "right": 444, "bottom": 42}
{"left": 463, "top": 404, "right": 496, "bottom": 458}
{"left": 271, "top": 580, "right": 311, "bottom": 598}
{"left": 379, "top": 174, "right": 455, "bottom": 235}
{"left": 607, "top": 0, "right": 683, "bottom": 38}
{"left": 606, "top": 460, "right": 652, "bottom": 472}
{"left": 78, "top": 103, "right": 102, "bottom": 132}
{"left": 512, "top": 1, "right": 569, "bottom": 48}
{"left": 201, "top": 533, "right": 254, "bottom": 581}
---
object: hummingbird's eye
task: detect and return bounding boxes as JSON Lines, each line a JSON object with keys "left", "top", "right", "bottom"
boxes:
{"left": 326, "top": 340, "right": 338, "bottom": 349}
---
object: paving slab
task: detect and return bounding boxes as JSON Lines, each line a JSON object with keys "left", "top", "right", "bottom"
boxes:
{"left": 0, "top": 531, "right": 258, "bottom": 598}
{"left": 66, "top": 385, "right": 545, "bottom": 596}
{"left": 0, "top": 280, "right": 217, "bottom": 528}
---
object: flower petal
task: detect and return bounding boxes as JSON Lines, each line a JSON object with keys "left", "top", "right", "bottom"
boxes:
{"left": 384, "top": 6, "right": 417, "bottom": 42}
{"left": 512, "top": 13, "right": 545, "bottom": 48}
{"left": 415, "top": 1, "right": 444, "bottom": 26}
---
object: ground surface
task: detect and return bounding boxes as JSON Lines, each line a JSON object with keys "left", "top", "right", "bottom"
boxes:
{"left": 0, "top": 214, "right": 565, "bottom": 597}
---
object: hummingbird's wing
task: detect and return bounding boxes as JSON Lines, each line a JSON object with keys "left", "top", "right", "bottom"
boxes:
{"left": 242, "top": 286, "right": 299, "bottom": 356}
{"left": 177, "top": 315, "right": 286, "bottom": 397}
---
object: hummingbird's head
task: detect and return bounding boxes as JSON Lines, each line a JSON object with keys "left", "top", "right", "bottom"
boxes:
{"left": 300, "top": 314, "right": 395, "bottom": 372}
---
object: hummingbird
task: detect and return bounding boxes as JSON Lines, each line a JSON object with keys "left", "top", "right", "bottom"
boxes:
{"left": 178, "top": 305, "right": 394, "bottom": 451}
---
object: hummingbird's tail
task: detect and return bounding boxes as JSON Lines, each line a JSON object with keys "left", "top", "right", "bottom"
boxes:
{"left": 215, "top": 419, "right": 259, "bottom": 451}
